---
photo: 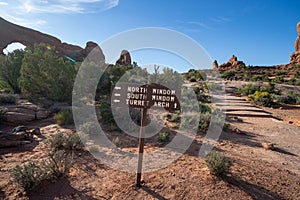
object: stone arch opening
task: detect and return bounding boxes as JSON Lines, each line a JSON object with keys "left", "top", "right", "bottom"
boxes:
{"left": 3, "top": 42, "right": 26, "bottom": 55}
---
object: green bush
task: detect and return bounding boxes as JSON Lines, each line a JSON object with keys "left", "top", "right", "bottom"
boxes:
{"left": 260, "top": 82, "right": 280, "bottom": 95}
{"left": 47, "top": 132, "right": 85, "bottom": 151}
{"left": 238, "top": 84, "right": 260, "bottom": 96}
{"left": 64, "top": 133, "right": 85, "bottom": 150}
{"left": 89, "top": 145, "right": 99, "bottom": 152}
{"left": 79, "top": 122, "right": 98, "bottom": 135}
{"left": 0, "top": 49, "right": 24, "bottom": 93}
{"left": 223, "top": 123, "right": 230, "bottom": 132}
{"left": 112, "top": 137, "right": 121, "bottom": 146}
{"left": 221, "top": 71, "right": 235, "bottom": 79}
{"left": 0, "top": 106, "right": 7, "bottom": 122}
{"left": 248, "top": 91, "right": 273, "bottom": 107}
{"left": 54, "top": 109, "right": 74, "bottom": 125}
{"left": 157, "top": 132, "right": 169, "bottom": 143}
{"left": 0, "top": 93, "right": 16, "bottom": 104}
{"left": 19, "top": 43, "right": 76, "bottom": 102}
{"left": 98, "top": 101, "right": 114, "bottom": 123}
{"left": 10, "top": 162, "right": 45, "bottom": 191}
{"left": 205, "top": 151, "right": 232, "bottom": 176}
{"left": 46, "top": 132, "right": 65, "bottom": 150}
{"left": 276, "top": 91, "right": 300, "bottom": 105}
{"left": 41, "top": 150, "right": 74, "bottom": 179}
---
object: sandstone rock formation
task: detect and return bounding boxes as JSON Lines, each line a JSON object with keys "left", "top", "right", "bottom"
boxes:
{"left": 116, "top": 50, "right": 132, "bottom": 66}
{"left": 5, "top": 102, "right": 51, "bottom": 125}
{"left": 212, "top": 60, "right": 218, "bottom": 70}
{"left": 0, "top": 17, "right": 104, "bottom": 62}
{"left": 290, "top": 22, "right": 300, "bottom": 64}
{"left": 218, "top": 55, "right": 245, "bottom": 70}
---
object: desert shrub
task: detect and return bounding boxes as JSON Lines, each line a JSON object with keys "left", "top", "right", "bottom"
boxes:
{"left": 0, "top": 93, "right": 16, "bottom": 104}
{"left": 47, "top": 132, "right": 85, "bottom": 151}
{"left": 0, "top": 49, "right": 25, "bottom": 93}
{"left": 276, "top": 91, "right": 300, "bottom": 105}
{"left": 205, "top": 151, "right": 232, "bottom": 176}
{"left": 168, "top": 112, "right": 181, "bottom": 123}
{"left": 54, "top": 109, "right": 74, "bottom": 125}
{"left": 89, "top": 145, "right": 99, "bottom": 152}
{"left": 251, "top": 75, "right": 261, "bottom": 81}
{"left": 0, "top": 106, "right": 7, "bottom": 122}
{"left": 193, "top": 86, "right": 211, "bottom": 103}
{"left": 273, "top": 75, "right": 284, "bottom": 83}
{"left": 41, "top": 150, "right": 74, "bottom": 179}
{"left": 260, "top": 82, "right": 280, "bottom": 95}
{"left": 157, "top": 132, "right": 169, "bottom": 143}
{"left": 19, "top": 43, "right": 76, "bottom": 102}
{"left": 64, "top": 133, "right": 85, "bottom": 150}
{"left": 98, "top": 101, "right": 114, "bottom": 123}
{"left": 10, "top": 162, "right": 45, "bottom": 191}
{"left": 238, "top": 84, "right": 259, "bottom": 96}
{"left": 223, "top": 123, "right": 230, "bottom": 132}
{"left": 206, "top": 82, "right": 222, "bottom": 91}
{"left": 199, "top": 103, "right": 211, "bottom": 113}
{"left": 221, "top": 71, "right": 235, "bottom": 79}
{"left": 248, "top": 91, "right": 273, "bottom": 107}
{"left": 112, "top": 137, "right": 121, "bottom": 146}
{"left": 47, "top": 132, "right": 66, "bottom": 150}
{"left": 79, "top": 122, "right": 98, "bottom": 135}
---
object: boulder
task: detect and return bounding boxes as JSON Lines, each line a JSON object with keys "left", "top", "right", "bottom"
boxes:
{"left": 5, "top": 102, "right": 51, "bottom": 125}
{"left": 116, "top": 50, "right": 132, "bottom": 66}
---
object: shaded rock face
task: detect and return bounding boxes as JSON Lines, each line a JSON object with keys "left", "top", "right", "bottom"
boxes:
{"left": 290, "top": 22, "right": 300, "bottom": 64}
{"left": 116, "top": 50, "right": 131, "bottom": 66}
{"left": 5, "top": 102, "right": 51, "bottom": 125}
{"left": 0, "top": 17, "right": 104, "bottom": 62}
{"left": 218, "top": 55, "right": 245, "bottom": 70}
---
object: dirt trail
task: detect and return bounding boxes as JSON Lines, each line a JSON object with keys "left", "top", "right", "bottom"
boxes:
{"left": 220, "top": 81, "right": 300, "bottom": 173}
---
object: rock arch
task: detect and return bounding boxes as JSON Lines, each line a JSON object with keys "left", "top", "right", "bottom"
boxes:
{"left": 0, "top": 17, "right": 104, "bottom": 61}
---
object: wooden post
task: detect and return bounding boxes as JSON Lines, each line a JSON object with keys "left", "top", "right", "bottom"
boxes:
{"left": 136, "top": 107, "right": 147, "bottom": 187}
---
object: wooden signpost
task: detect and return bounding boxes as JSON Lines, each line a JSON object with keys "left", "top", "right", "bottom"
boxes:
{"left": 112, "top": 83, "right": 180, "bottom": 187}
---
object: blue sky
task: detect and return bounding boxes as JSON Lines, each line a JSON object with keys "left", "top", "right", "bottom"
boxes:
{"left": 0, "top": 0, "right": 299, "bottom": 72}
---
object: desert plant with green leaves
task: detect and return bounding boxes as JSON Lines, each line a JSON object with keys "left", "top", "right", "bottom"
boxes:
{"left": 205, "top": 151, "right": 232, "bottom": 176}
{"left": 10, "top": 162, "right": 45, "bottom": 191}
{"left": 54, "top": 109, "right": 74, "bottom": 125}
{"left": 41, "top": 150, "right": 74, "bottom": 179}
{"left": 157, "top": 132, "right": 169, "bottom": 143}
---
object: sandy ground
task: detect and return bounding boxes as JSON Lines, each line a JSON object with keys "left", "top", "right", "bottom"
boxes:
{"left": 1, "top": 81, "right": 300, "bottom": 199}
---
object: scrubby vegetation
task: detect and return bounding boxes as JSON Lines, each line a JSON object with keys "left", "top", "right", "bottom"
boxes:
{"left": 10, "top": 132, "right": 80, "bottom": 191}
{"left": 10, "top": 162, "right": 45, "bottom": 191}
{"left": 46, "top": 132, "right": 85, "bottom": 151}
{"left": 54, "top": 109, "right": 74, "bottom": 125}
{"left": 19, "top": 44, "right": 77, "bottom": 102}
{"left": 0, "top": 106, "right": 7, "bottom": 122}
{"left": 238, "top": 82, "right": 300, "bottom": 106}
{"left": 157, "top": 132, "right": 169, "bottom": 143}
{"left": 205, "top": 151, "right": 232, "bottom": 176}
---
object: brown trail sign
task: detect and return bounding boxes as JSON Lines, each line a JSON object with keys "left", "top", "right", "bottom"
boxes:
{"left": 111, "top": 83, "right": 181, "bottom": 187}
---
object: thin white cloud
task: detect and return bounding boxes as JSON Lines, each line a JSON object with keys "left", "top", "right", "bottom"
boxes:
{"left": 210, "top": 17, "right": 230, "bottom": 23}
{"left": 176, "top": 20, "right": 213, "bottom": 30}
{"left": 0, "top": 0, "right": 118, "bottom": 27}
{"left": 18, "top": 0, "right": 119, "bottom": 14}
{"left": 0, "top": 1, "right": 8, "bottom": 6}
